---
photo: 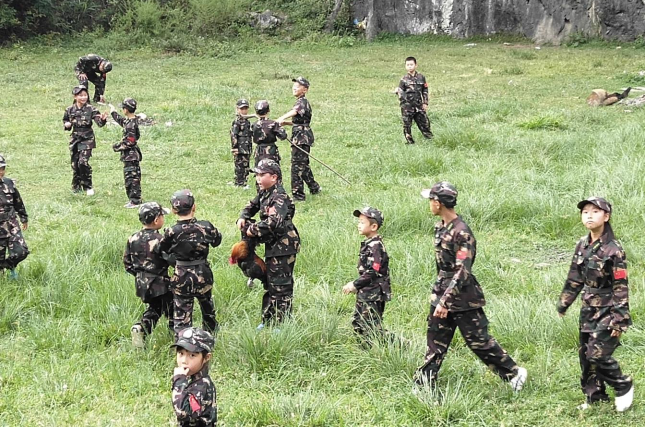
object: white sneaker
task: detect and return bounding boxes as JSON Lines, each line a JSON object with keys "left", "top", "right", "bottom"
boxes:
{"left": 256, "top": 323, "right": 265, "bottom": 331}
{"left": 131, "top": 325, "right": 145, "bottom": 348}
{"left": 510, "top": 367, "right": 527, "bottom": 392}
{"left": 86, "top": 189, "right": 95, "bottom": 196}
{"left": 247, "top": 278, "right": 255, "bottom": 289}
{"left": 615, "top": 385, "right": 634, "bottom": 412}
{"left": 576, "top": 402, "right": 590, "bottom": 410}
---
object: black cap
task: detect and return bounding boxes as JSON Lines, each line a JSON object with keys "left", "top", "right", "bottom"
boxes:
{"left": 577, "top": 197, "right": 612, "bottom": 214}
{"left": 138, "top": 202, "right": 170, "bottom": 224}
{"left": 421, "top": 181, "right": 458, "bottom": 208}
{"left": 255, "top": 100, "right": 270, "bottom": 115}
{"left": 171, "top": 189, "right": 195, "bottom": 212}
{"left": 292, "top": 76, "right": 310, "bottom": 88}
{"left": 253, "top": 159, "right": 282, "bottom": 177}
{"left": 353, "top": 206, "right": 384, "bottom": 227}
{"left": 0, "top": 154, "right": 7, "bottom": 167}
{"left": 101, "top": 60, "right": 112, "bottom": 72}
{"left": 236, "top": 99, "right": 250, "bottom": 108}
{"left": 72, "top": 85, "right": 88, "bottom": 95}
{"left": 170, "top": 327, "right": 214, "bottom": 353}
{"left": 121, "top": 98, "right": 137, "bottom": 111}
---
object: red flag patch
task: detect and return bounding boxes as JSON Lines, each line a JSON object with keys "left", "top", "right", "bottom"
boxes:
{"left": 127, "top": 136, "right": 135, "bottom": 143}
{"left": 456, "top": 250, "right": 468, "bottom": 260}
{"left": 614, "top": 269, "right": 627, "bottom": 280}
{"left": 189, "top": 394, "right": 201, "bottom": 412}
{"left": 372, "top": 262, "right": 381, "bottom": 271}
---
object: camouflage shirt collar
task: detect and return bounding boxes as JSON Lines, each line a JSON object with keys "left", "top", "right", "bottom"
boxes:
{"left": 362, "top": 235, "right": 382, "bottom": 245}
{"left": 177, "top": 218, "right": 197, "bottom": 224}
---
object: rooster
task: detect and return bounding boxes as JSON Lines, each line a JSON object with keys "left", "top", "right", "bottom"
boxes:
{"left": 229, "top": 221, "right": 267, "bottom": 288}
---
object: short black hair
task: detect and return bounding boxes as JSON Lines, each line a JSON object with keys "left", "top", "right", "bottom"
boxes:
{"left": 367, "top": 217, "right": 380, "bottom": 229}
{"left": 173, "top": 207, "right": 192, "bottom": 216}
{"left": 124, "top": 105, "right": 136, "bottom": 114}
{"left": 405, "top": 56, "right": 417, "bottom": 64}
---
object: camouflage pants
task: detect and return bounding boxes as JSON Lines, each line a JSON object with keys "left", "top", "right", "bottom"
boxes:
{"left": 254, "top": 144, "right": 281, "bottom": 167}
{"left": 138, "top": 291, "right": 174, "bottom": 335}
{"left": 401, "top": 108, "right": 433, "bottom": 144}
{"left": 579, "top": 330, "right": 633, "bottom": 403}
{"left": 234, "top": 153, "right": 250, "bottom": 186}
{"left": 0, "top": 222, "right": 29, "bottom": 270}
{"left": 415, "top": 307, "right": 518, "bottom": 385}
{"left": 123, "top": 161, "right": 142, "bottom": 204}
{"left": 291, "top": 145, "right": 320, "bottom": 200}
{"left": 352, "top": 300, "right": 386, "bottom": 337}
{"left": 261, "top": 255, "right": 296, "bottom": 324}
{"left": 78, "top": 73, "right": 105, "bottom": 102}
{"left": 71, "top": 147, "right": 93, "bottom": 191}
{"left": 173, "top": 290, "right": 218, "bottom": 335}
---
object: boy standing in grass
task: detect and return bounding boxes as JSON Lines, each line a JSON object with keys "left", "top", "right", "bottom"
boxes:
{"left": 172, "top": 327, "right": 217, "bottom": 426}
{"left": 159, "top": 190, "right": 222, "bottom": 336}
{"left": 123, "top": 202, "right": 174, "bottom": 348}
{"left": 0, "top": 155, "right": 29, "bottom": 280}
{"left": 252, "top": 100, "right": 287, "bottom": 167}
{"left": 414, "top": 181, "right": 527, "bottom": 392}
{"left": 110, "top": 98, "right": 142, "bottom": 208}
{"left": 393, "top": 56, "right": 433, "bottom": 144}
{"left": 74, "top": 53, "right": 112, "bottom": 104}
{"left": 277, "top": 77, "right": 321, "bottom": 201}
{"left": 63, "top": 85, "right": 108, "bottom": 195}
{"left": 237, "top": 159, "right": 300, "bottom": 329}
{"left": 558, "top": 197, "right": 633, "bottom": 412}
{"left": 230, "top": 99, "right": 253, "bottom": 189}
{"left": 343, "top": 207, "right": 391, "bottom": 342}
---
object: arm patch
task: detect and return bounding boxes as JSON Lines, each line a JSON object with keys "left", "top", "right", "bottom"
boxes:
{"left": 372, "top": 262, "right": 381, "bottom": 271}
{"left": 189, "top": 394, "right": 201, "bottom": 412}
{"left": 614, "top": 269, "right": 627, "bottom": 280}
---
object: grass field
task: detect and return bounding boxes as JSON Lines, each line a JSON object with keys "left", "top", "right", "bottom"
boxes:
{"left": 0, "top": 35, "right": 643, "bottom": 426}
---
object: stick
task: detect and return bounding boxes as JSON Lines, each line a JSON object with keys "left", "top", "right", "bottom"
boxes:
{"left": 286, "top": 138, "right": 351, "bottom": 185}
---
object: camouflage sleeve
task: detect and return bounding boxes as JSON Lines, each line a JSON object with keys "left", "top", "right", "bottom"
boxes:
{"left": 608, "top": 248, "right": 631, "bottom": 332}
{"left": 172, "top": 375, "right": 214, "bottom": 424}
{"left": 111, "top": 111, "right": 125, "bottom": 127}
{"left": 123, "top": 239, "right": 136, "bottom": 276}
{"left": 158, "top": 228, "right": 174, "bottom": 257}
{"left": 294, "top": 98, "right": 305, "bottom": 116}
{"left": 207, "top": 223, "right": 222, "bottom": 248}
{"left": 74, "top": 57, "right": 85, "bottom": 76}
{"left": 251, "top": 197, "right": 288, "bottom": 239}
{"left": 92, "top": 105, "right": 106, "bottom": 127}
{"left": 231, "top": 121, "right": 240, "bottom": 149}
{"left": 397, "top": 77, "right": 406, "bottom": 97}
{"left": 557, "top": 241, "right": 585, "bottom": 315}
{"left": 274, "top": 122, "right": 287, "bottom": 140}
{"left": 124, "top": 121, "right": 138, "bottom": 147}
{"left": 353, "top": 241, "right": 385, "bottom": 289}
{"left": 63, "top": 108, "right": 71, "bottom": 130}
{"left": 421, "top": 74, "right": 429, "bottom": 105}
{"left": 438, "top": 229, "right": 475, "bottom": 309}
{"left": 12, "top": 185, "right": 28, "bottom": 223}
{"left": 240, "top": 195, "right": 261, "bottom": 220}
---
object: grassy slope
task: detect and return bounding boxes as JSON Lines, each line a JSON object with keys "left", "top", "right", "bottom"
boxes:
{"left": 0, "top": 37, "right": 643, "bottom": 426}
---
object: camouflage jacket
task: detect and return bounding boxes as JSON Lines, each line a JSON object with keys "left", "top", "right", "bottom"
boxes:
{"left": 291, "top": 96, "right": 314, "bottom": 146}
{"left": 74, "top": 54, "right": 106, "bottom": 80}
{"left": 123, "top": 228, "right": 172, "bottom": 301}
{"left": 240, "top": 184, "right": 300, "bottom": 257}
{"left": 230, "top": 115, "right": 252, "bottom": 154}
{"left": 397, "top": 72, "right": 429, "bottom": 111}
{"left": 252, "top": 117, "right": 287, "bottom": 146}
{"left": 172, "top": 366, "right": 217, "bottom": 427}
{"left": 111, "top": 112, "right": 142, "bottom": 162}
{"left": 63, "top": 103, "right": 106, "bottom": 149}
{"left": 353, "top": 235, "right": 391, "bottom": 302}
{"left": 0, "top": 177, "right": 27, "bottom": 239}
{"left": 430, "top": 216, "right": 486, "bottom": 312}
{"left": 558, "top": 233, "right": 632, "bottom": 332}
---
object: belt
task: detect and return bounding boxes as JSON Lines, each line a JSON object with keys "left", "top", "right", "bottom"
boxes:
{"left": 437, "top": 270, "right": 453, "bottom": 279}
{"left": 293, "top": 123, "right": 310, "bottom": 127}
{"left": 583, "top": 285, "right": 612, "bottom": 295}
{"left": 175, "top": 259, "right": 207, "bottom": 267}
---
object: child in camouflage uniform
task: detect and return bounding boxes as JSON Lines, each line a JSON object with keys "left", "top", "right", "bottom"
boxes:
{"left": 277, "top": 77, "right": 321, "bottom": 201}
{"left": 414, "top": 181, "right": 527, "bottom": 392}
{"left": 159, "top": 190, "right": 222, "bottom": 336}
{"left": 110, "top": 98, "right": 142, "bottom": 208}
{"left": 230, "top": 99, "right": 253, "bottom": 189}
{"left": 343, "top": 207, "right": 391, "bottom": 342}
{"left": 172, "top": 327, "right": 217, "bottom": 426}
{"left": 393, "top": 57, "right": 433, "bottom": 144}
{"left": 63, "top": 85, "right": 108, "bottom": 195}
{"left": 558, "top": 197, "right": 633, "bottom": 412}
{"left": 123, "top": 202, "right": 174, "bottom": 348}
{"left": 251, "top": 100, "right": 287, "bottom": 167}
{"left": 237, "top": 159, "right": 300, "bottom": 328}
{"left": 0, "top": 155, "right": 29, "bottom": 280}
{"left": 74, "top": 53, "right": 112, "bottom": 103}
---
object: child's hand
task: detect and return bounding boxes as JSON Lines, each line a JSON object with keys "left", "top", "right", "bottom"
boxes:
{"left": 422, "top": 104, "right": 428, "bottom": 112}
{"left": 342, "top": 282, "right": 357, "bottom": 295}
{"left": 236, "top": 218, "right": 246, "bottom": 230}
{"left": 231, "top": 149, "right": 239, "bottom": 155}
{"left": 610, "top": 329, "right": 622, "bottom": 338}
{"left": 64, "top": 122, "right": 72, "bottom": 130}
{"left": 99, "top": 95, "right": 106, "bottom": 104}
{"left": 78, "top": 73, "right": 87, "bottom": 81}
{"left": 100, "top": 112, "right": 108, "bottom": 120}
{"left": 174, "top": 366, "right": 189, "bottom": 377}
{"left": 21, "top": 221, "right": 28, "bottom": 231}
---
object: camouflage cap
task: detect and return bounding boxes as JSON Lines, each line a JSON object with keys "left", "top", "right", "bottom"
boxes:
{"left": 101, "top": 59, "right": 112, "bottom": 72}
{"left": 253, "top": 159, "right": 282, "bottom": 177}
{"left": 0, "top": 154, "right": 6, "bottom": 168}
{"left": 171, "top": 327, "right": 214, "bottom": 353}
{"left": 255, "top": 99, "right": 270, "bottom": 115}
{"left": 72, "top": 85, "right": 88, "bottom": 95}
{"left": 353, "top": 206, "right": 384, "bottom": 227}
{"left": 138, "top": 201, "right": 170, "bottom": 224}
{"left": 421, "top": 181, "right": 458, "bottom": 207}
{"left": 171, "top": 189, "right": 195, "bottom": 212}
{"left": 292, "top": 76, "right": 310, "bottom": 88}
{"left": 120, "top": 97, "right": 137, "bottom": 111}
{"left": 577, "top": 196, "right": 612, "bottom": 214}
{"left": 236, "top": 98, "right": 250, "bottom": 108}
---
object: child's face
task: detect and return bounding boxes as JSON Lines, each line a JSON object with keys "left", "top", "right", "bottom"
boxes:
{"left": 75, "top": 91, "right": 88, "bottom": 105}
{"left": 292, "top": 82, "right": 307, "bottom": 97}
{"left": 357, "top": 214, "right": 378, "bottom": 237}
{"left": 580, "top": 203, "right": 609, "bottom": 233}
{"left": 405, "top": 60, "right": 417, "bottom": 73}
{"left": 176, "top": 348, "right": 209, "bottom": 376}
{"left": 429, "top": 198, "right": 441, "bottom": 215}
{"left": 238, "top": 106, "right": 249, "bottom": 115}
{"left": 256, "top": 172, "right": 278, "bottom": 190}
{"left": 0, "top": 167, "right": 5, "bottom": 179}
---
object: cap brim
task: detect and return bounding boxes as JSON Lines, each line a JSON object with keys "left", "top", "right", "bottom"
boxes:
{"left": 170, "top": 341, "right": 201, "bottom": 353}
{"left": 161, "top": 207, "right": 171, "bottom": 215}
{"left": 420, "top": 189, "right": 433, "bottom": 199}
{"left": 577, "top": 199, "right": 607, "bottom": 211}
{"left": 352, "top": 209, "right": 362, "bottom": 218}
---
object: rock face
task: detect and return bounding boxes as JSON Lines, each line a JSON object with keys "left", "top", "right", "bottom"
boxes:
{"left": 352, "top": 0, "right": 645, "bottom": 43}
